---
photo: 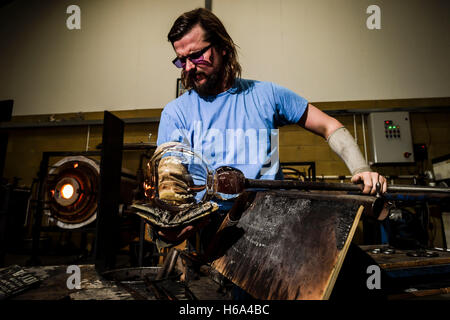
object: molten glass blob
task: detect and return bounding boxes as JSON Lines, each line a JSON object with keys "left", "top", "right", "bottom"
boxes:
{"left": 144, "top": 142, "right": 212, "bottom": 210}
{"left": 144, "top": 142, "right": 246, "bottom": 211}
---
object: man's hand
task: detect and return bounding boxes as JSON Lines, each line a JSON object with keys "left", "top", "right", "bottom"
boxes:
{"left": 157, "top": 216, "right": 210, "bottom": 243}
{"left": 351, "top": 171, "right": 387, "bottom": 195}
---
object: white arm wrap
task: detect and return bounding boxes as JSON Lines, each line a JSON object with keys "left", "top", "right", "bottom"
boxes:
{"left": 327, "top": 127, "right": 372, "bottom": 175}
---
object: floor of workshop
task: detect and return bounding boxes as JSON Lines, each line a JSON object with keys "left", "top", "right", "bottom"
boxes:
{"left": 3, "top": 253, "right": 130, "bottom": 268}
{"left": 3, "top": 249, "right": 450, "bottom": 301}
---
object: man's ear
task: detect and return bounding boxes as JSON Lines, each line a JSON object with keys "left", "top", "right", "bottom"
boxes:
{"left": 222, "top": 49, "right": 226, "bottom": 56}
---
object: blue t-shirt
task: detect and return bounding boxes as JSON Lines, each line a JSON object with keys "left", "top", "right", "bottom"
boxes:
{"left": 157, "top": 78, "right": 308, "bottom": 181}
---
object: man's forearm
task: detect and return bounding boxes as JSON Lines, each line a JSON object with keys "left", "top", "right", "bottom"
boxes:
{"left": 327, "top": 127, "right": 372, "bottom": 175}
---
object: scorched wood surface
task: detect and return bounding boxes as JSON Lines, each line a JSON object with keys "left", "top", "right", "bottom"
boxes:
{"left": 211, "top": 190, "right": 366, "bottom": 300}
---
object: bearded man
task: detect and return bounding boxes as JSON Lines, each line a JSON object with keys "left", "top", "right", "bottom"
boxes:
{"left": 155, "top": 8, "right": 387, "bottom": 247}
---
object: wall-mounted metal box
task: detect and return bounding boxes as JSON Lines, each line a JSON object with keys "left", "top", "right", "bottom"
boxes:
{"left": 367, "top": 112, "right": 414, "bottom": 164}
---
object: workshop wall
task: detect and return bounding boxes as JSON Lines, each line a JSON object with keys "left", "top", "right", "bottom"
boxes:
{"left": 216, "top": 0, "right": 450, "bottom": 102}
{"left": 280, "top": 99, "right": 450, "bottom": 182}
{"left": 0, "top": 0, "right": 203, "bottom": 116}
{"left": 4, "top": 109, "right": 161, "bottom": 187}
{"left": 1, "top": 0, "right": 448, "bottom": 116}
{"left": 4, "top": 98, "right": 449, "bottom": 188}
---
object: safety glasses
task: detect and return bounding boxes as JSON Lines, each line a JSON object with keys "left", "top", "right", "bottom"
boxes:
{"left": 172, "top": 44, "right": 212, "bottom": 69}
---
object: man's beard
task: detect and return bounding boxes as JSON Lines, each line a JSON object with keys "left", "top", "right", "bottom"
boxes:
{"left": 185, "top": 66, "right": 225, "bottom": 97}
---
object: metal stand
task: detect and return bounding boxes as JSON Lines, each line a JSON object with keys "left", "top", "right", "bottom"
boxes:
{"left": 0, "top": 100, "right": 13, "bottom": 267}
{"left": 281, "top": 161, "right": 316, "bottom": 181}
{"left": 0, "top": 182, "right": 11, "bottom": 267}
{"left": 94, "top": 111, "right": 125, "bottom": 273}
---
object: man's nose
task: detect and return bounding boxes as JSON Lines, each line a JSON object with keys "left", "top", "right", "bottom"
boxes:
{"left": 184, "top": 58, "right": 196, "bottom": 72}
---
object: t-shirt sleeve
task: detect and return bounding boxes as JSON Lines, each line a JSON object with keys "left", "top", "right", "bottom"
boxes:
{"left": 271, "top": 82, "right": 308, "bottom": 126}
{"left": 156, "top": 105, "right": 190, "bottom": 146}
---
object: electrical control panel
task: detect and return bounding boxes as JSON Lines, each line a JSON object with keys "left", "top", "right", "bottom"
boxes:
{"left": 367, "top": 112, "right": 414, "bottom": 164}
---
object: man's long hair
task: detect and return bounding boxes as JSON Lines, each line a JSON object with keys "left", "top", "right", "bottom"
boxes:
{"left": 168, "top": 8, "right": 241, "bottom": 91}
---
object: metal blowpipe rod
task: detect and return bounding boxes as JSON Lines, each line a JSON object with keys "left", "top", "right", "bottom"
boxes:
{"left": 244, "top": 179, "right": 450, "bottom": 195}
